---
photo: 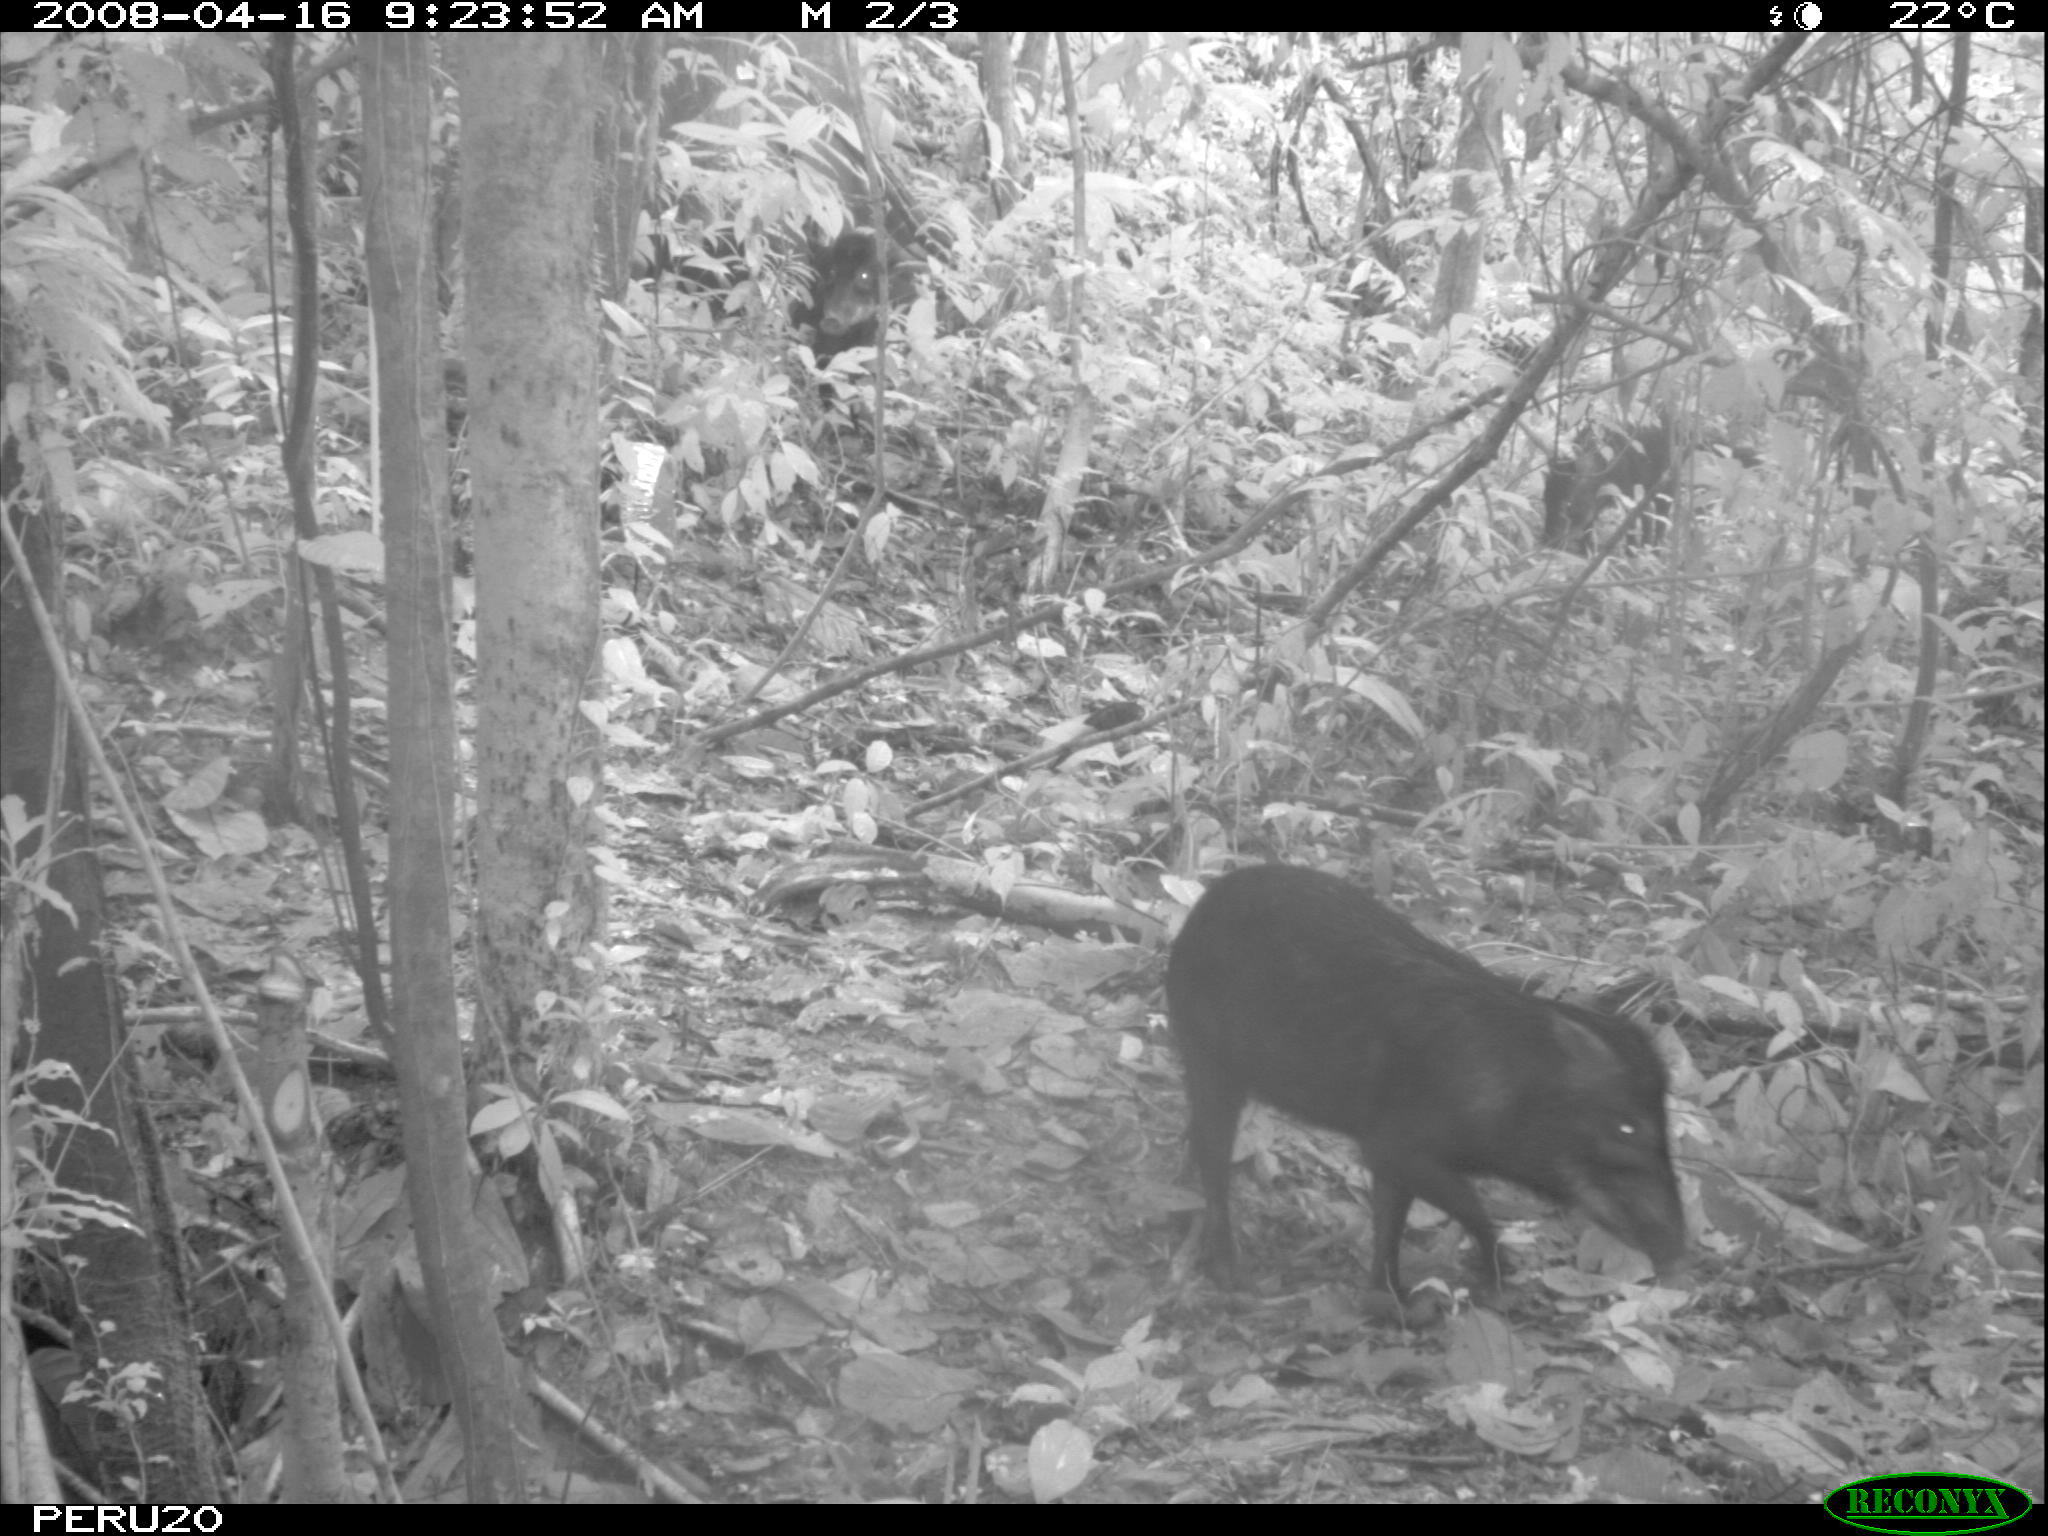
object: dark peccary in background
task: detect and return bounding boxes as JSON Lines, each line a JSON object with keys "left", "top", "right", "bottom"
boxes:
{"left": 1542, "top": 417, "right": 1676, "bottom": 552}
{"left": 796, "top": 227, "right": 924, "bottom": 360}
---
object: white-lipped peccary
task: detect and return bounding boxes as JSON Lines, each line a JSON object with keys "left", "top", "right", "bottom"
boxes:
{"left": 1165, "top": 864, "right": 1686, "bottom": 1300}
{"left": 1330, "top": 255, "right": 1405, "bottom": 357}
{"left": 795, "top": 227, "right": 924, "bottom": 360}
{"left": 1340, "top": 257, "right": 1405, "bottom": 319}
{"left": 1542, "top": 418, "right": 1675, "bottom": 552}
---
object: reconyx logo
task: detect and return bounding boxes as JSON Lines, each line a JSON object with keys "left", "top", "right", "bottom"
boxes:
{"left": 1824, "top": 1472, "right": 2032, "bottom": 1534}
